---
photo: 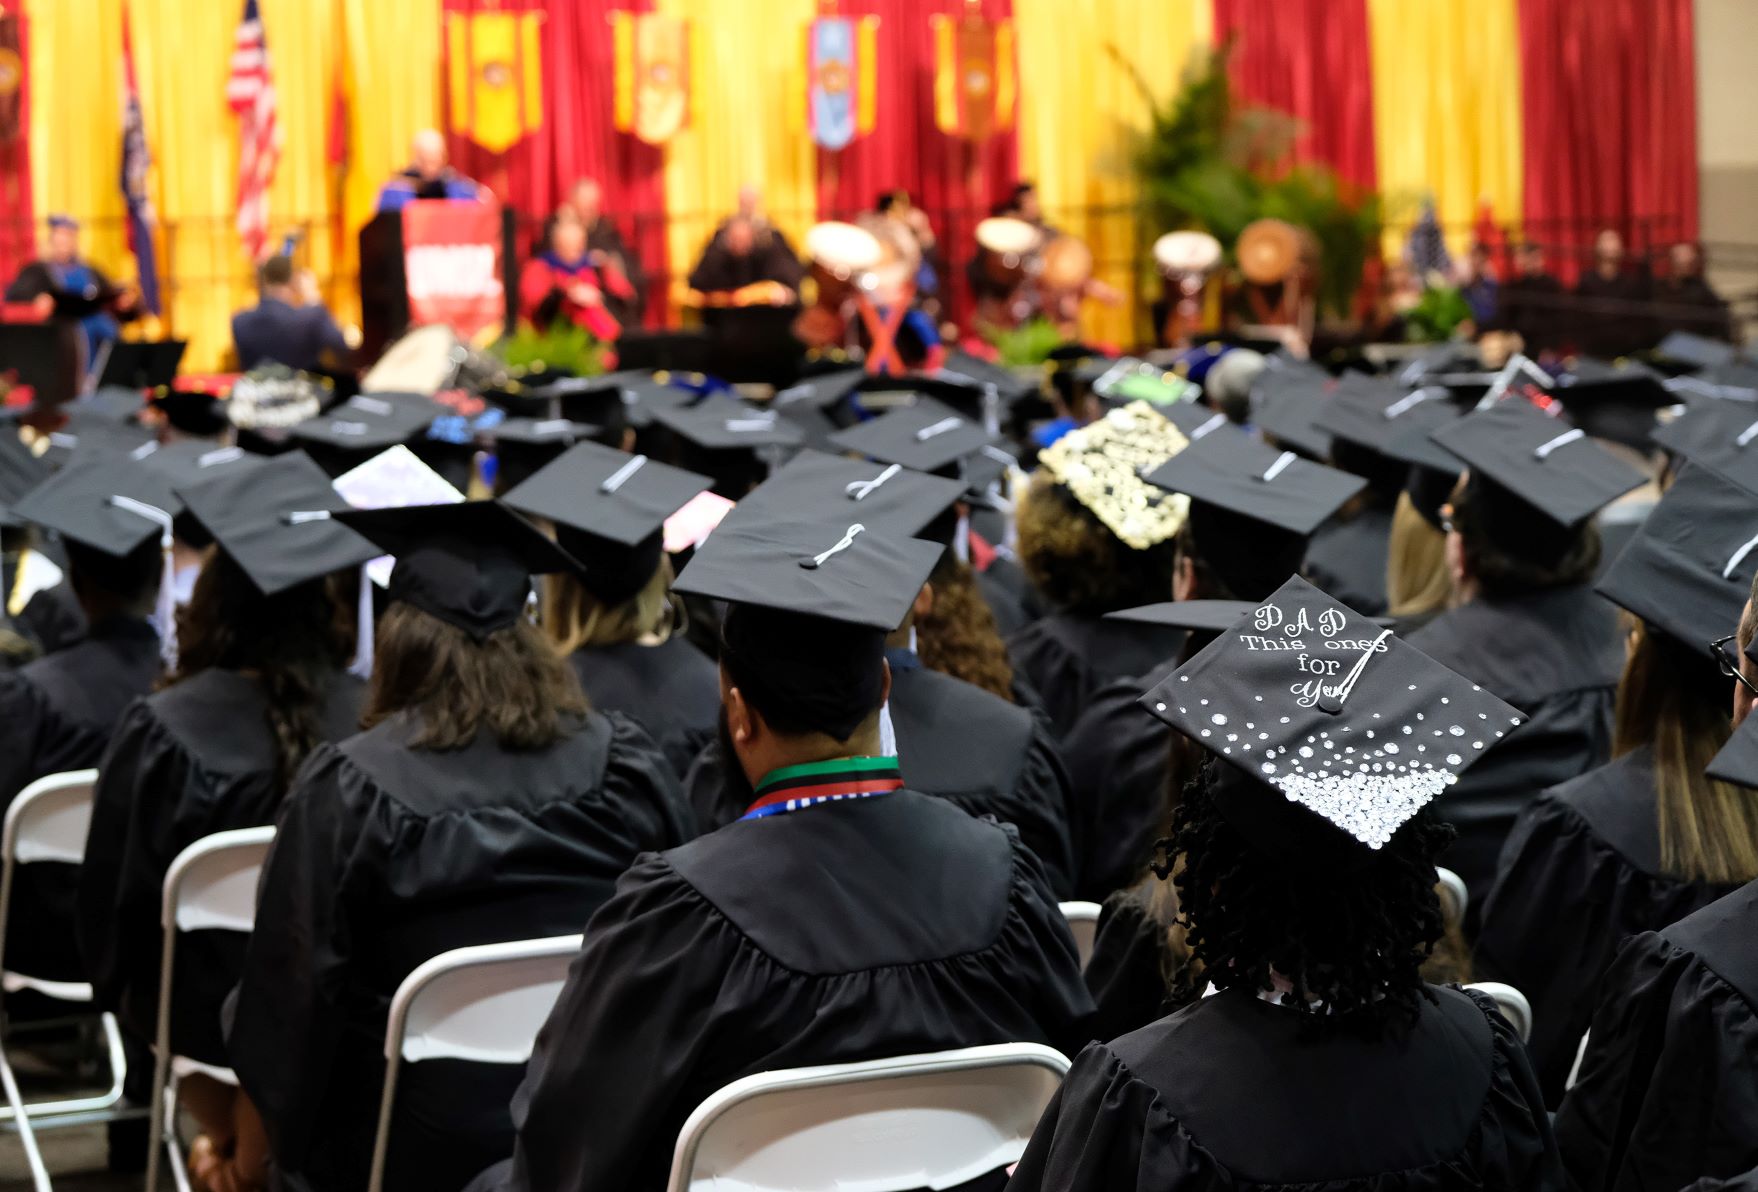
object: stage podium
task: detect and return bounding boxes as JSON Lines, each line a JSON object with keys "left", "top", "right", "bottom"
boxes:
{"left": 358, "top": 201, "right": 518, "bottom": 360}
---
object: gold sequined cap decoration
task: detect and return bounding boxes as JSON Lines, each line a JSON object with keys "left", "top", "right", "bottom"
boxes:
{"left": 1039, "top": 401, "right": 1192, "bottom": 550}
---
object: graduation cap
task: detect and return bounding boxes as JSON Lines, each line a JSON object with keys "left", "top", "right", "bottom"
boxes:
{"left": 1250, "top": 372, "right": 1332, "bottom": 459}
{"left": 1652, "top": 331, "right": 1736, "bottom": 373}
{"left": 502, "top": 442, "right": 711, "bottom": 604}
{"left": 827, "top": 398, "right": 998, "bottom": 475}
{"left": 332, "top": 501, "right": 578, "bottom": 640}
{"left": 1594, "top": 463, "right": 1758, "bottom": 653}
{"left": 1140, "top": 574, "right": 1523, "bottom": 852}
{"left": 1142, "top": 423, "right": 1367, "bottom": 537}
{"left": 723, "top": 448, "right": 966, "bottom": 541}
{"left": 0, "top": 432, "right": 52, "bottom": 529}
{"left": 1038, "top": 402, "right": 1192, "bottom": 550}
{"left": 175, "top": 451, "right": 378, "bottom": 596}
{"left": 1428, "top": 399, "right": 1645, "bottom": 527}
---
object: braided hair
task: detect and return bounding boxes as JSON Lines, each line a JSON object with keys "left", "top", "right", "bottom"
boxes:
{"left": 1161, "top": 755, "right": 1453, "bottom": 1036}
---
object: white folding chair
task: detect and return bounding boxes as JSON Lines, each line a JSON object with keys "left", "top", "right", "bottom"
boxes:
{"left": 145, "top": 826, "right": 277, "bottom": 1192}
{"left": 0, "top": 770, "right": 134, "bottom": 1191}
{"left": 1058, "top": 901, "right": 1101, "bottom": 971}
{"left": 665, "top": 1042, "right": 1072, "bottom": 1192}
{"left": 1465, "top": 981, "right": 1533, "bottom": 1043}
{"left": 1434, "top": 867, "right": 1468, "bottom": 928}
{"left": 366, "top": 933, "right": 583, "bottom": 1192}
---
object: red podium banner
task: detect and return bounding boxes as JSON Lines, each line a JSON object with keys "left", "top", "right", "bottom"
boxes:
{"left": 401, "top": 199, "right": 506, "bottom": 343}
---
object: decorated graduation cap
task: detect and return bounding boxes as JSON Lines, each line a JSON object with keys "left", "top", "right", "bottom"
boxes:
{"left": 1595, "top": 463, "right": 1758, "bottom": 653}
{"left": 1037, "top": 402, "right": 1192, "bottom": 550}
{"left": 502, "top": 441, "right": 711, "bottom": 605}
{"left": 724, "top": 448, "right": 966, "bottom": 541}
{"left": 827, "top": 397, "right": 998, "bottom": 475}
{"left": 174, "top": 451, "right": 377, "bottom": 596}
{"left": 1140, "top": 575, "right": 1522, "bottom": 853}
{"left": 1429, "top": 398, "right": 1645, "bottom": 527}
{"left": 672, "top": 518, "right": 945, "bottom": 740}
{"left": 1142, "top": 420, "right": 1366, "bottom": 537}
{"left": 332, "top": 501, "right": 578, "bottom": 640}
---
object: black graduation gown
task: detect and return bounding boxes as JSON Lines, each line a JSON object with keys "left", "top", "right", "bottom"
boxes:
{"left": 481, "top": 789, "right": 1095, "bottom": 1192}
{"left": 1006, "top": 613, "right": 1185, "bottom": 739}
{"left": 683, "top": 659, "right": 1077, "bottom": 897}
{"left": 1008, "top": 986, "right": 1565, "bottom": 1192}
{"left": 0, "top": 616, "right": 160, "bottom": 982}
{"left": 1407, "top": 585, "right": 1620, "bottom": 917}
{"left": 1555, "top": 879, "right": 1758, "bottom": 1190}
{"left": 1475, "top": 746, "right": 1742, "bottom": 1105}
{"left": 77, "top": 669, "right": 366, "bottom": 1067}
{"left": 225, "top": 710, "right": 691, "bottom": 1192}
{"left": 569, "top": 636, "right": 720, "bottom": 779}
{"left": 1304, "top": 505, "right": 1394, "bottom": 617}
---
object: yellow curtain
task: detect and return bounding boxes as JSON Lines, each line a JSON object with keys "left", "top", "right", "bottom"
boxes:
{"left": 1014, "top": 0, "right": 1212, "bottom": 347}
{"left": 657, "top": 0, "right": 819, "bottom": 316}
{"left": 1367, "top": 0, "right": 1524, "bottom": 258}
{"left": 25, "top": 0, "right": 126, "bottom": 278}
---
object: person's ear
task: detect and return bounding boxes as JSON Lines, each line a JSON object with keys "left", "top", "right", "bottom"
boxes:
{"left": 913, "top": 582, "right": 935, "bottom": 622}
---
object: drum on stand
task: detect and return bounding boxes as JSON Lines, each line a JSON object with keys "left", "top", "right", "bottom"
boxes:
{"left": 1153, "top": 230, "right": 1222, "bottom": 347}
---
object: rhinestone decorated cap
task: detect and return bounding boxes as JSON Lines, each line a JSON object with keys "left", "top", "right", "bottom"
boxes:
{"left": 1140, "top": 575, "right": 1523, "bottom": 849}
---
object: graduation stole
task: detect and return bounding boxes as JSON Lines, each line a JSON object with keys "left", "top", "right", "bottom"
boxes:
{"left": 742, "top": 755, "right": 903, "bottom": 821}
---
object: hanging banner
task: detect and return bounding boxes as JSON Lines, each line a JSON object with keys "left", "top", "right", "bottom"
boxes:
{"left": 611, "top": 11, "right": 689, "bottom": 146}
{"left": 401, "top": 199, "right": 506, "bottom": 344}
{"left": 931, "top": 13, "right": 1014, "bottom": 142}
{"left": 807, "top": 16, "right": 876, "bottom": 151}
{"left": 445, "top": 8, "right": 544, "bottom": 155}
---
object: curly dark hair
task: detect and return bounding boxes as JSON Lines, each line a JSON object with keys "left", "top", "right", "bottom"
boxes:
{"left": 1016, "top": 474, "right": 1177, "bottom": 615}
{"left": 1165, "top": 755, "right": 1453, "bottom": 1036}
{"left": 916, "top": 554, "right": 1015, "bottom": 702}
{"left": 167, "top": 549, "right": 353, "bottom": 789}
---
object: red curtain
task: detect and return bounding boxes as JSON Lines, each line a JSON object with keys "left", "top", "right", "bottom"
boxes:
{"left": 813, "top": 0, "right": 1019, "bottom": 328}
{"left": 1518, "top": 0, "right": 1698, "bottom": 284}
{"left": 0, "top": 6, "right": 32, "bottom": 288}
{"left": 443, "top": 0, "right": 669, "bottom": 326}
{"left": 1211, "top": 0, "right": 1376, "bottom": 190}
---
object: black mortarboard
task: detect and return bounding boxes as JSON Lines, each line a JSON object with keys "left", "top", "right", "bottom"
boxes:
{"left": 1311, "top": 378, "right": 1458, "bottom": 459}
{"left": 1140, "top": 574, "right": 1522, "bottom": 852}
{"left": 722, "top": 449, "right": 965, "bottom": 541}
{"left": 1428, "top": 399, "right": 1645, "bottom": 527}
{"left": 175, "top": 452, "right": 377, "bottom": 596}
{"left": 1038, "top": 402, "right": 1192, "bottom": 549}
{"left": 1250, "top": 371, "right": 1332, "bottom": 459}
{"left": 1651, "top": 400, "right": 1758, "bottom": 494}
{"left": 332, "top": 501, "right": 578, "bottom": 639}
{"left": 1594, "top": 463, "right": 1758, "bottom": 653}
{"left": 1105, "top": 599, "right": 1257, "bottom": 633}
{"left": 0, "top": 433, "right": 51, "bottom": 529}
{"left": 11, "top": 453, "right": 182, "bottom": 558}
{"left": 1142, "top": 424, "right": 1366, "bottom": 536}
{"left": 502, "top": 442, "right": 710, "bottom": 604}
{"left": 827, "top": 398, "right": 998, "bottom": 474}
{"left": 1652, "top": 331, "right": 1736, "bottom": 372}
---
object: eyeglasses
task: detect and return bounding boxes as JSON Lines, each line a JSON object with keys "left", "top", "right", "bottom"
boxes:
{"left": 1711, "top": 634, "right": 1758, "bottom": 697}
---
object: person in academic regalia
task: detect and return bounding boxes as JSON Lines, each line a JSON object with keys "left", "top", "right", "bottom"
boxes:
{"left": 223, "top": 501, "right": 691, "bottom": 1192}
{"left": 469, "top": 518, "right": 1092, "bottom": 1192}
{"left": 1009, "top": 576, "right": 1565, "bottom": 1192}
{"left": 1555, "top": 878, "right": 1758, "bottom": 1189}
{"left": 1574, "top": 229, "right": 1653, "bottom": 357}
{"left": 518, "top": 213, "right": 628, "bottom": 342}
{"left": 76, "top": 454, "right": 375, "bottom": 1176}
{"left": 1410, "top": 400, "right": 1640, "bottom": 916}
{"left": 503, "top": 441, "right": 720, "bottom": 779}
{"left": 1475, "top": 465, "right": 1758, "bottom": 1105}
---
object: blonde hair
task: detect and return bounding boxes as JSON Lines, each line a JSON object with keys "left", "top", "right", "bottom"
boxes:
{"left": 1614, "top": 617, "right": 1758, "bottom": 884}
{"left": 541, "top": 557, "right": 678, "bottom": 655}
{"left": 1386, "top": 491, "right": 1452, "bottom": 619}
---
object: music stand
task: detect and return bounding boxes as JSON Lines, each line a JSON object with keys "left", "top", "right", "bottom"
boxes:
{"left": 97, "top": 340, "right": 187, "bottom": 391}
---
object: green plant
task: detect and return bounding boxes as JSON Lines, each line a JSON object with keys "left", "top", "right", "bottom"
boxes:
{"left": 985, "top": 317, "right": 1066, "bottom": 367}
{"left": 1120, "top": 40, "right": 1381, "bottom": 319}
{"left": 494, "top": 319, "right": 609, "bottom": 378}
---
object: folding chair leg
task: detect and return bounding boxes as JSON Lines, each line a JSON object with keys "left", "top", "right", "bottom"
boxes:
{"left": 0, "top": 1039, "right": 53, "bottom": 1191}
{"left": 0, "top": 1010, "right": 131, "bottom": 1125}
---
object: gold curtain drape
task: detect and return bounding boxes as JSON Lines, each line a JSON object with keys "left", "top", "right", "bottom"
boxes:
{"left": 657, "top": 0, "right": 819, "bottom": 314}
{"left": 1366, "top": 0, "right": 1524, "bottom": 257}
{"left": 1014, "top": 0, "right": 1212, "bottom": 347}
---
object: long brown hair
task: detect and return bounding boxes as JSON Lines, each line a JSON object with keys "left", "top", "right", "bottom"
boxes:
{"left": 363, "top": 601, "right": 588, "bottom": 751}
{"left": 167, "top": 548, "right": 351, "bottom": 788}
{"left": 541, "top": 557, "right": 678, "bottom": 655}
{"left": 916, "top": 555, "right": 1014, "bottom": 702}
{"left": 1614, "top": 618, "right": 1758, "bottom": 884}
{"left": 1386, "top": 491, "right": 1452, "bottom": 619}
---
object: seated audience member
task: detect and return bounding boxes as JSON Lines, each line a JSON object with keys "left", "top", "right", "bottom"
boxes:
{"left": 375, "top": 129, "right": 483, "bottom": 213}
{"left": 503, "top": 441, "right": 719, "bottom": 778}
{"left": 1476, "top": 466, "right": 1758, "bottom": 1104}
{"left": 557, "top": 177, "right": 645, "bottom": 327}
{"left": 1411, "top": 400, "right": 1638, "bottom": 914}
{"left": 231, "top": 254, "right": 350, "bottom": 373}
{"left": 77, "top": 455, "right": 374, "bottom": 1176}
{"left": 1574, "top": 228, "right": 1652, "bottom": 357}
{"left": 473, "top": 518, "right": 1092, "bottom": 1190}
{"left": 1490, "top": 240, "right": 1567, "bottom": 357}
{"left": 223, "top": 502, "right": 690, "bottom": 1192}
{"left": 1653, "top": 240, "right": 1732, "bottom": 342}
{"left": 518, "top": 213, "right": 629, "bottom": 341}
{"left": 1008, "top": 577, "right": 1565, "bottom": 1192}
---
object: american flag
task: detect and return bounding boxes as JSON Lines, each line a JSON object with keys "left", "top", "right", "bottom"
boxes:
{"left": 226, "top": 0, "right": 280, "bottom": 259}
